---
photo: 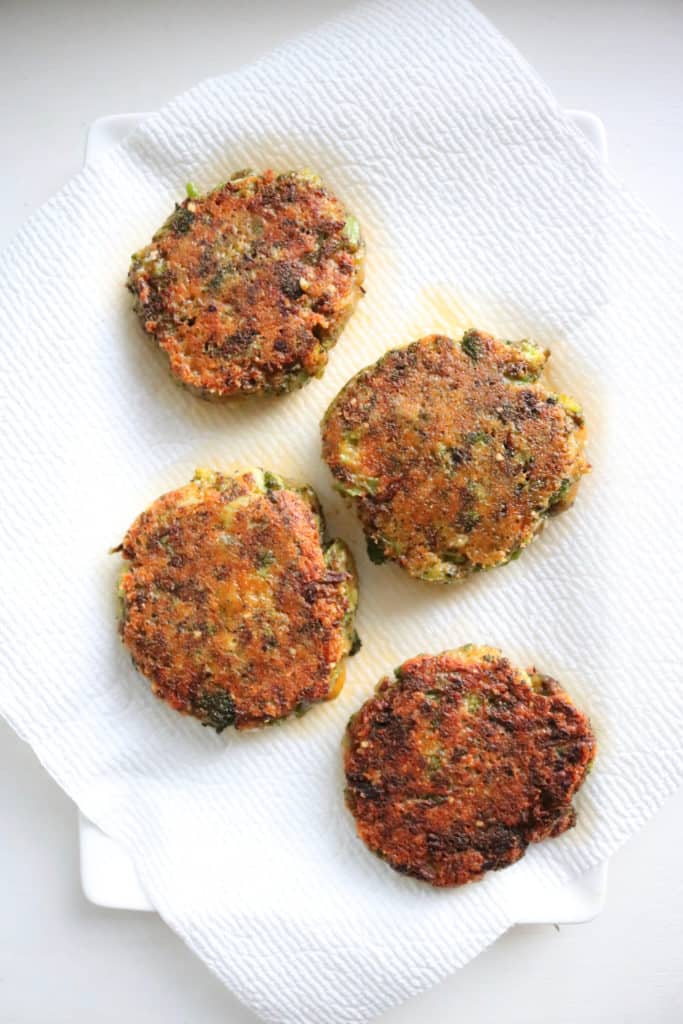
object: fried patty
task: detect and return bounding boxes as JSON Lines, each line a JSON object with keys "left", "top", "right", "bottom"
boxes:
{"left": 127, "top": 169, "right": 365, "bottom": 398}
{"left": 322, "top": 330, "right": 589, "bottom": 581}
{"left": 344, "top": 646, "right": 595, "bottom": 887}
{"left": 118, "top": 468, "right": 359, "bottom": 731}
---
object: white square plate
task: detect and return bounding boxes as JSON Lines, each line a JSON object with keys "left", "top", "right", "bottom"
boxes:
{"left": 79, "top": 109, "right": 609, "bottom": 924}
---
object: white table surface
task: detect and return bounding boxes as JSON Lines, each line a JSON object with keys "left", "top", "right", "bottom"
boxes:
{"left": 1, "top": 2, "right": 682, "bottom": 1022}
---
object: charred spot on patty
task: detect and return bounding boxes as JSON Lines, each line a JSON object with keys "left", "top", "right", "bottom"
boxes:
{"left": 321, "top": 331, "right": 589, "bottom": 581}
{"left": 343, "top": 646, "right": 595, "bottom": 887}
{"left": 127, "top": 170, "right": 365, "bottom": 399}
{"left": 117, "top": 468, "right": 359, "bottom": 731}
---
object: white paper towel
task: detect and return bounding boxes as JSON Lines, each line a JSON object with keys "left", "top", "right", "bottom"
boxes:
{"left": 1, "top": 0, "right": 682, "bottom": 1020}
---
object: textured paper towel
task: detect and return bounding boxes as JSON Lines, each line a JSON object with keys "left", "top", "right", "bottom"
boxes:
{"left": 1, "top": 0, "right": 683, "bottom": 1020}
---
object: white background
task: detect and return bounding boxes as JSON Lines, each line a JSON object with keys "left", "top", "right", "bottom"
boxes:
{"left": 1, "top": 1, "right": 682, "bottom": 1021}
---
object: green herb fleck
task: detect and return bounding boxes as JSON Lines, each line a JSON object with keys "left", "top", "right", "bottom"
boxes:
{"left": 341, "top": 475, "right": 379, "bottom": 497}
{"left": 342, "top": 215, "right": 361, "bottom": 251}
{"left": 461, "top": 330, "right": 483, "bottom": 361}
{"left": 230, "top": 168, "right": 254, "bottom": 181}
{"left": 158, "top": 533, "right": 175, "bottom": 556}
{"left": 437, "top": 443, "right": 469, "bottom": 469}
{"left": 185, "top": 181, "right": 200, "bottom": 199}
{"left": 350, "top": 630, "right": 362, "bottom": 656}
{"left": 171, "top": 205, "right": 196, "bottom": 235}
{"left": 426, "top": 752, "right": 444, "bottom": 773}
{"left": 263, "top": 471, "right": 283, "bottom": 493}
{"left": 459, "top": 510, "right": 481, "bottom": 533}
{"left": 557, "top": 393, "right": 585, "bottom": 426}
{"left": 208, "top": 268, "right": 227, "bottom": 292}
{"left": 366, "top": 536, "right": 386, "bottom": 565}
{"left": 465, "top": 430, "right": 490, "bottom": 446}
{"left": 549, "top": 478, "right": 572, "bottom": 508}
{"left": 196, "top": 687, "right": 236, "bottom": 733}
{"left": 503, "top": 340, "right": 547, "bottom": 382}
{"left": 257, "top": 550, "right": 276, "bottom": 576}
{"left": 443, "top": 549, "right": 469, "bottom": 565}
{"left": 504, "top": 368, "right": 537, "bottom": 383}
{"left": 516, "top": 450, "right": 535, "bottom": 468}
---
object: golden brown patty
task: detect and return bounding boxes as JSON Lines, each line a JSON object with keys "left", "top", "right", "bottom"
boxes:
{"left": 344, "top": 646, "right": 595, "bottom": 887}
{"left": 127, "top": 170, "right": 364, "bottom": 398}
{"left": 118, "top": 468, "right": 359, "bottom": 731}
{"left": 322, "top": 331, "right": 589, "bottom": 581}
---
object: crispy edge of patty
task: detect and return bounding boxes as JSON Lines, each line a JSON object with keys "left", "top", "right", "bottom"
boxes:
{"left": 127, "top": 169, "right": 366, "bottom": 400}
{"left": 117, "top": 467, "right": 359, "bottom": 731}
{"left": 321, "top": 330, "right": 589, "bottom": 582}
{"left": 343, "top": 645, "right": 596, "bottom": 887}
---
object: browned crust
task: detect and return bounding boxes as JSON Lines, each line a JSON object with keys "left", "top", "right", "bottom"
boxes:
{"left": 344, "top": 647, "right": 596, "bottom": 886}
{"left": 322, "top": 331, "right": 589, "bottom": 581}
{"left": 127, "top": 170, "right": 364, "bottom": 398}
{"left": 118, "top": 469, "right": 358, "bottom": 730}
